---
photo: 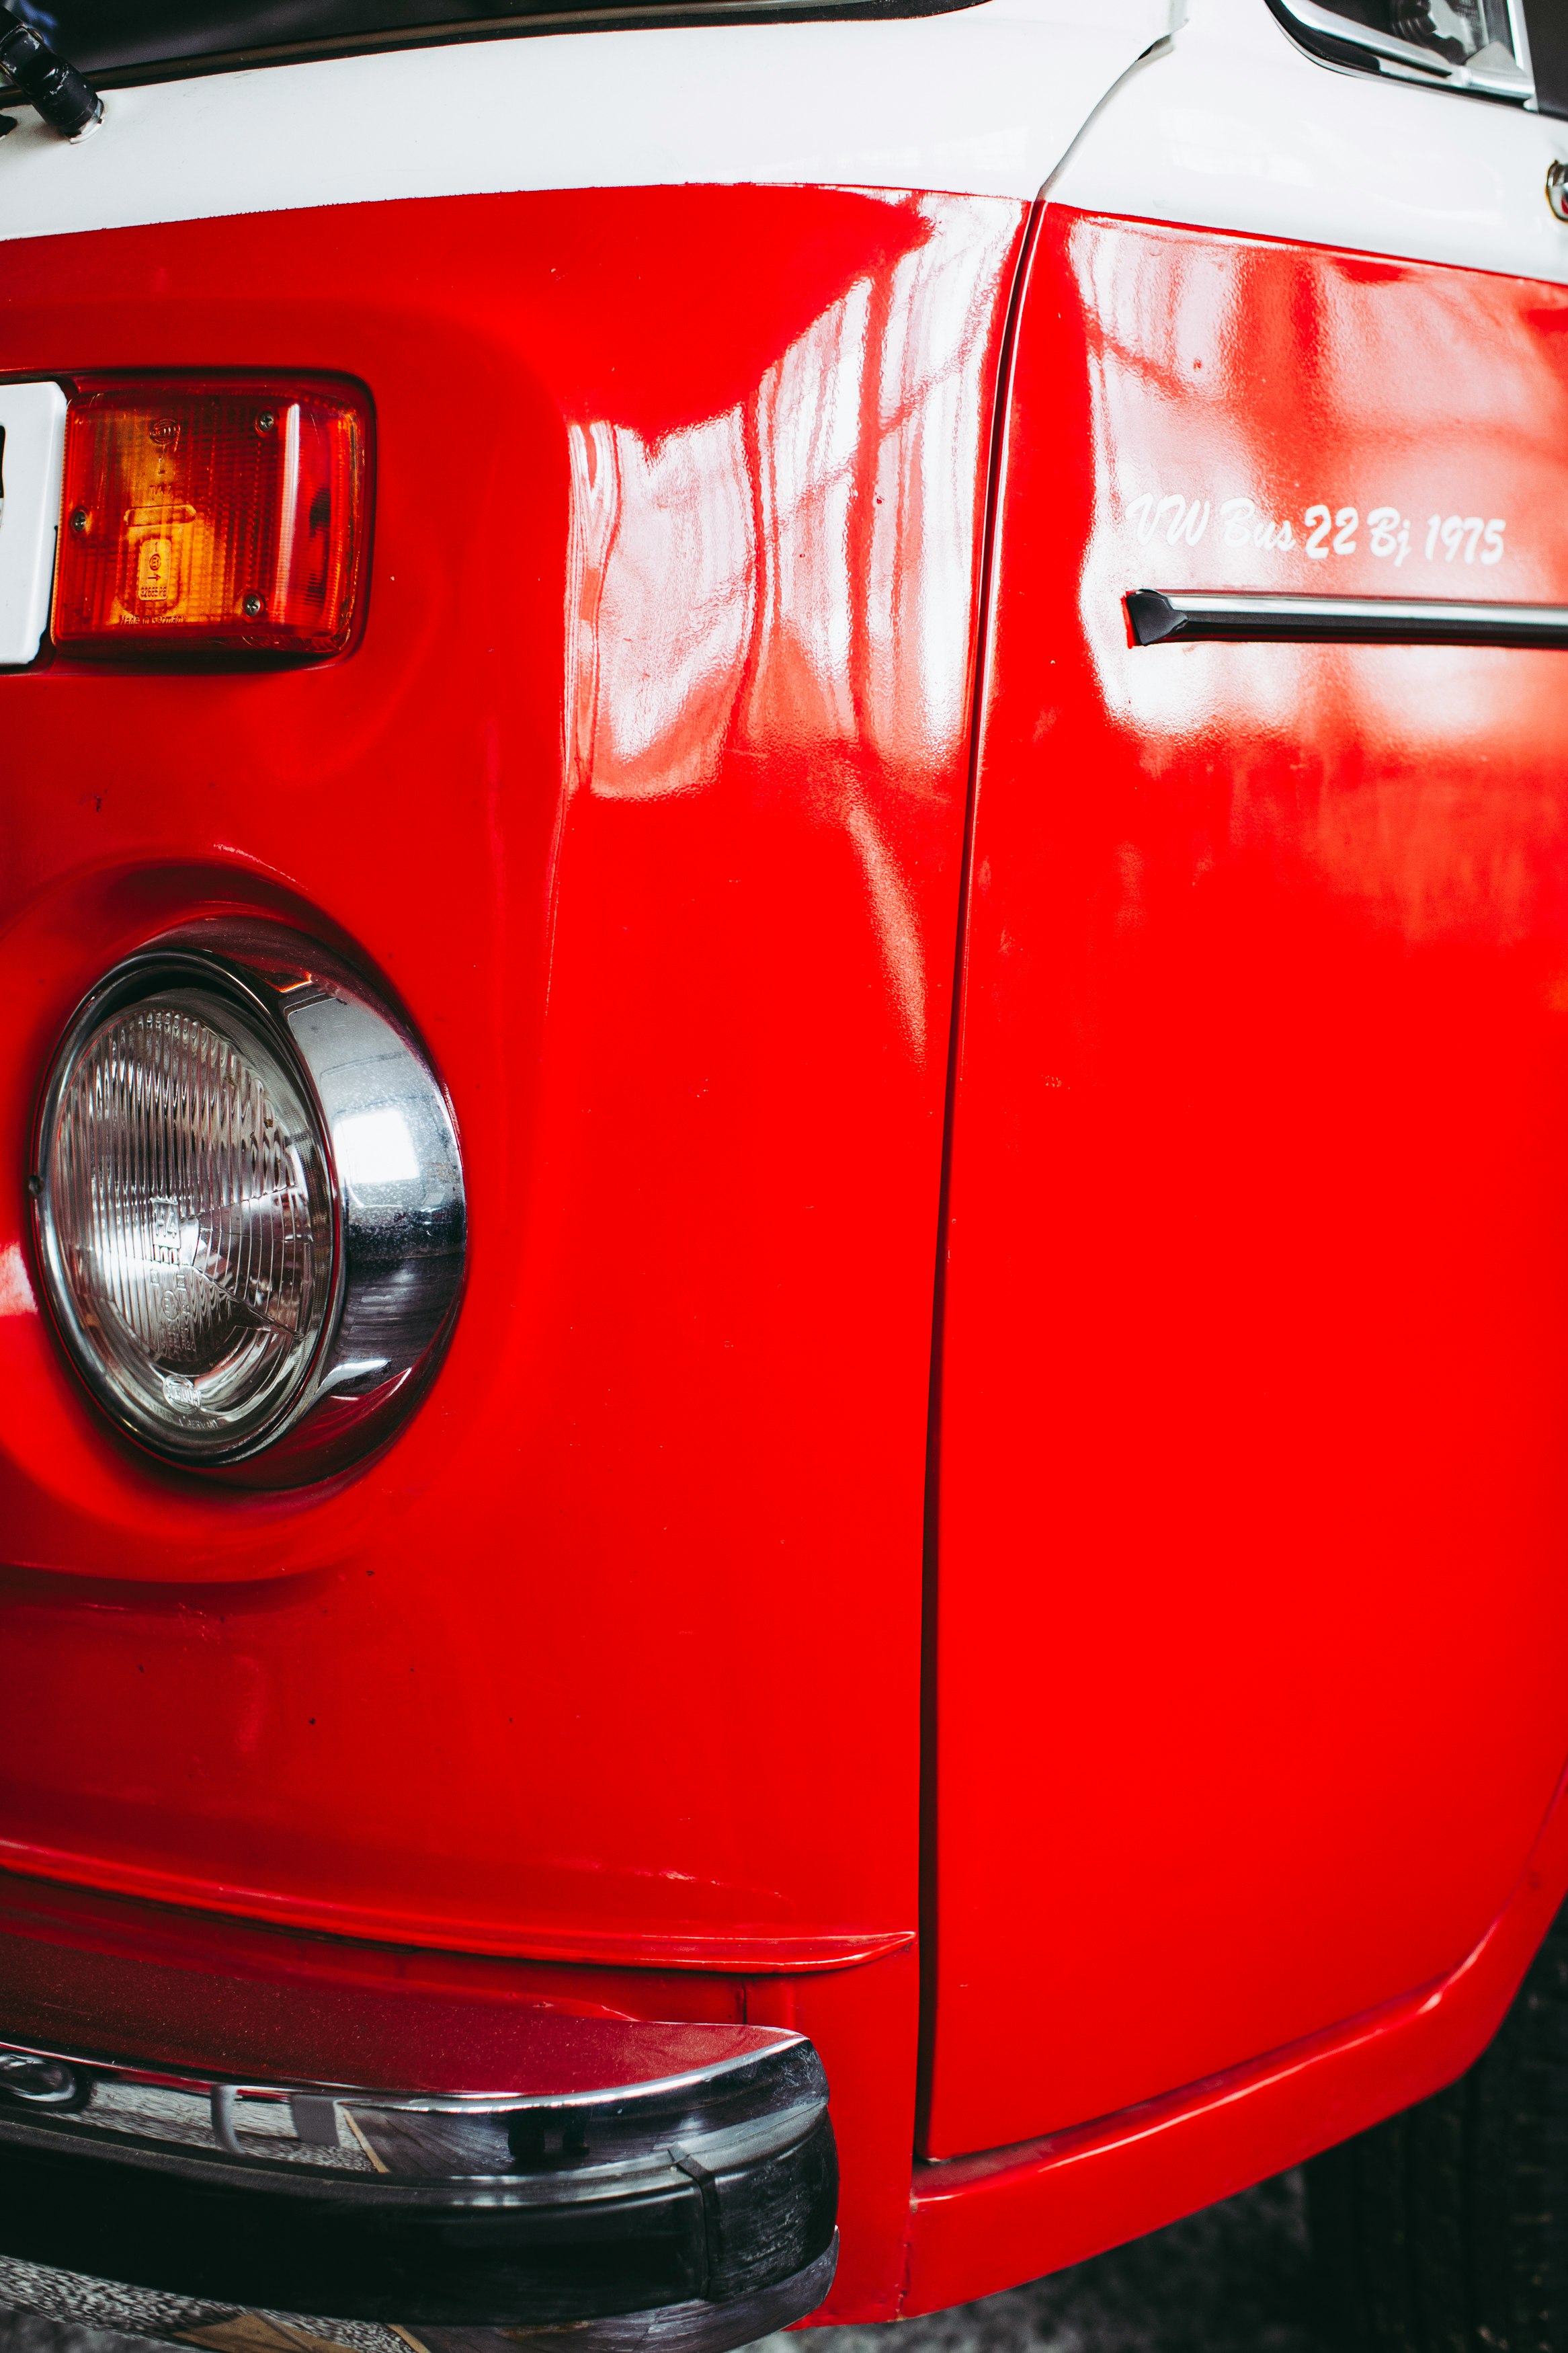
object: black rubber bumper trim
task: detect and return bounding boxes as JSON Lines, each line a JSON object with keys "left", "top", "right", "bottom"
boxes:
{"left": 0, "top": 2237, "right": 841, "bottom": 2353}
{"left": 0, "top": 2108, "right": 839, "bottom": 2325}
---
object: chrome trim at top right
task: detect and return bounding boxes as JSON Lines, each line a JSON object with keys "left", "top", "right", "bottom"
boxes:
{"left": 1267, "top": 0, "right": 1533, "bottom": 102}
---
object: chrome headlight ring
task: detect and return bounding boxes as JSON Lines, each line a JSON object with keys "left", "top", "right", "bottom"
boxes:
{"left": 31, "top": 919, "right": 466, "bottom": 1485}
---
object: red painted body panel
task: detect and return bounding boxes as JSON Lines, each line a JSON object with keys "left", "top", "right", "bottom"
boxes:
{"left": 906, "top": 1759, "right": 1568, "bottom": 2309}
{"left": 7, "top": 180, "right": 1568, "bottom": 2319}
{"left": 928, "top": 211, "right": 1568, "bottom": 2161}
{"left": 0, "top": 186, "right": 1026, "bottom": 2318}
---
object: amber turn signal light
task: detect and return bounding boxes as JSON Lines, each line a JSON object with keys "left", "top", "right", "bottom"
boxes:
{"left": 52, "top": 377, "right": 369, "bottom": 657}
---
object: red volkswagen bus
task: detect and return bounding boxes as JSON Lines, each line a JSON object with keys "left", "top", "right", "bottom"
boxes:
{"left": 1, "top": 3, "right": 1567, "bottom": 2349}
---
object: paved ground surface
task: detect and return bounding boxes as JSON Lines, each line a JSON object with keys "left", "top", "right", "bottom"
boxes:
{"left": 0, "top": 2171, "right": 1327, "bottom": 2353}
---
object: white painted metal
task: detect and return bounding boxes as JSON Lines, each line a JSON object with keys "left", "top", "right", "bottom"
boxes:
{"left": 1053, "top": 0, "right": 1568, "bottom": 284}
{"left": 0, "top": 0, "right": 1558, "bottom": 283}
{"left": 0, "top": 382, "right": 66, "bottom": 668}
{"left": 0, "top": 0, "right": 1167, "bottom": 239}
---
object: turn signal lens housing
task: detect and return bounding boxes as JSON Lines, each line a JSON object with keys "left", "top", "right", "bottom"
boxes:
{"left": 52, "top": 377, "right": 368, "bottom": 657}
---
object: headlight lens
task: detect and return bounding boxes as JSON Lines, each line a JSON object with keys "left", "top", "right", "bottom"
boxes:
{"left": 39, "top": 981, "right": 337, "bottom": 1462}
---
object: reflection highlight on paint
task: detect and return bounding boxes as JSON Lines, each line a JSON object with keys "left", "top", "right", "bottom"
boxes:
{"left": 564, "top": 196, "right": 1018, "bottom": 1057}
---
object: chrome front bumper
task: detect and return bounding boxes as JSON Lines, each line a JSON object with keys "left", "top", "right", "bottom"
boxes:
{"left": 0, "top": 2030, "right": 837, "bottom": 2353}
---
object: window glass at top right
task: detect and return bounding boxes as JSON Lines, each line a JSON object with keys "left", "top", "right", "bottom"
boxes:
{"left": 1268, "top": 0, "right": 1534, "bottom": 102}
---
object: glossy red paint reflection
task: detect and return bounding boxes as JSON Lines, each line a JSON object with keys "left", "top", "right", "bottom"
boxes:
{"left": 928, "top": 212, "right": 1568, "bottom": 2163}
{"left": 0, "top": 184, "right": 1027, "bottom": 2319}
{"left": 905, "top": 1765, "right": 1568, "bottom": 2309}
{"left": 12, "top": 180, "right": 1568, "bottom": 2323}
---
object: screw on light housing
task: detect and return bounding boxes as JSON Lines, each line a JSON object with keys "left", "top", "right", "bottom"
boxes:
{"left": 0, "top": 7, "right": 102, "bottom": 140}
{"left": 1549, "top": 161, "right": 1568, "bottom": 225}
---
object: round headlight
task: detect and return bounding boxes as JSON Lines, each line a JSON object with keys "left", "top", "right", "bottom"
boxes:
{"left": 33, "top": 926, "right": 465, "bottom": 1481}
